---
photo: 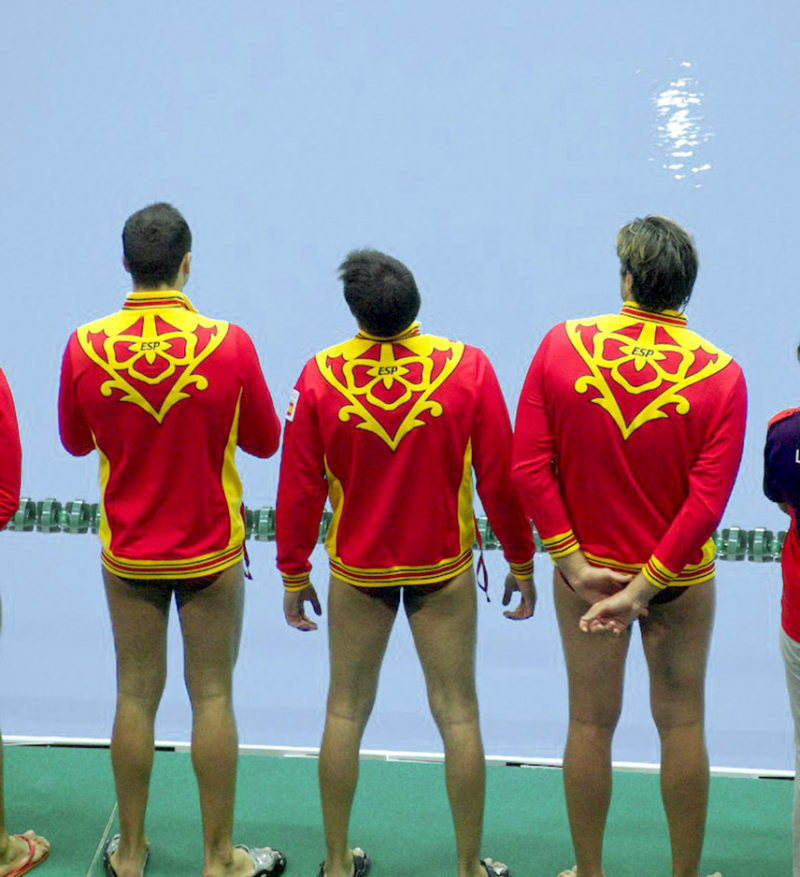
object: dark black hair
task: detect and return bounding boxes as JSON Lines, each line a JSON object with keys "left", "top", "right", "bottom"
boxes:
{"left": 617, "top": 215, "right": 698, "bottom": 312}
{"left": 339, "top": 249, "right": 421, "bottom": 336}
{"left": 122, "top": 202, "right": 192, "bottom": 287}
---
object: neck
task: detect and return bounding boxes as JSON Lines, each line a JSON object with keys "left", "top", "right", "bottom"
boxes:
{"left": 357, "top": 321, "right": 419, "bottom": 341}
{"left": 132, "top": 281, "right": 183, "bottom": 293}
{"left": 625, "top": 300, "right": 678, "bottom": 315}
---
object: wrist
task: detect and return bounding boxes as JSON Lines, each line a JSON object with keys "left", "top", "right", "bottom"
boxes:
{"left": 555, "top": 548, "right": 589, "bottom": 589}
{"left": 627, "top": 573, "right": 660, "bottom": 607}
{"left": 282, "top": 571, "right": 311, "bottom": 592}
{"left": 642, "top": 555, "right": 679, "bottom": 589}
{"left": 509, "top": 558, "right": 534, "bottom": 581}
{"left": 508, "top": 557, "right": 533, "bottom": 582}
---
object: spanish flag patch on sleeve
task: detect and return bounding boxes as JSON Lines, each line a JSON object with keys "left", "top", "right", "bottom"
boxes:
{"left": 286, "top": 388, "right": 300, "bottom": 422}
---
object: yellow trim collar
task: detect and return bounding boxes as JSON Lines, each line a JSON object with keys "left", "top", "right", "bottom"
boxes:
{"left": 123, "top": 290, "right": 198, "bottom": 312}
{"left": 621, "top": 301, "right": 687, "bottom": 327}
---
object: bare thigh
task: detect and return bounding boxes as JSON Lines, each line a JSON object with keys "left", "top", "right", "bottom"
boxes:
{"left": 176, "top": 563, "right": 245, "bottom": 702}
{"left": 640, "top": 580, "right": 715, "bottom": 728}
{"left": 103, "top": 568, "right": 172, "bottom": 701}
{"left": 326, "top": 575, "right": 399, "bottom": 721}
{"left": 405, "top": 569, "right": 479, "bottom": 724}
{"left": 553, "top": 569, "right": 630, "bottom": 726}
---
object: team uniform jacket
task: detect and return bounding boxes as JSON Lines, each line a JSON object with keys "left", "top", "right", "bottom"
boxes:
{"left": 763, "top": 407, "right": 800, "bottom": 640}
{"left": 58, "top": 290, "right": 281, "bottom": 579}
{"left": 276, "top": 323, "right": 534, "bottom": 590}
{"left": 512, "top": 301, "right": 747, "bottom": 589}
{"left": 0, "top": 369, "right": 21, "bottom": 528}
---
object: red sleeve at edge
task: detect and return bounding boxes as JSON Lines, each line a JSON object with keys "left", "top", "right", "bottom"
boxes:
{"left": 511, "top": 329, "right": 580, "bottom": 558}
{"left": 0, "top": 369, "right": 21, "bottom": 528}
{"left": 58, "top": 335, "right": 95, "bottom": 457}
{"left": 645, "top": 367, "right": 748, "bottom": 583}
{"left": 234, "top": 327, "right": 281, "bottom": 459}
{"left": 470, "top": 350, "right": 534, "bottom": 573}
{"left": 275, "top": 363, "right": 328, "bottom": 588}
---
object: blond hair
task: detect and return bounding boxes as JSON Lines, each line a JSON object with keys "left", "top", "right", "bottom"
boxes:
{"left": 617, "top": 216, "right": 698, "bottom": 312}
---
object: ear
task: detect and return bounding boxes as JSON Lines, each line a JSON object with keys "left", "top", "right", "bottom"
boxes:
{"left": 622, "top": 271, "right": 634, "bottom": 300}
{"left": 122, "top": 256, "right": 131, "bottom": 275}
{"left": 181, "top": 252, "right": 191, "bottom": 277}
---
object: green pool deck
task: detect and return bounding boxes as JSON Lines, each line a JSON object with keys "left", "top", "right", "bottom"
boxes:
{"left": 3, "top": 745, "right": 792, "bottom": 876}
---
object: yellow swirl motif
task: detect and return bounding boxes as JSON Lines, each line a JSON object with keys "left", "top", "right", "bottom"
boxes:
{"left": 316, "top": 335, "right": 464, "bottom": 450}
{"left": 566, "top": 315, "right": 731, "bottom": 439}
{"left": 77, "top": 310, "right": 228, "bottom": 423}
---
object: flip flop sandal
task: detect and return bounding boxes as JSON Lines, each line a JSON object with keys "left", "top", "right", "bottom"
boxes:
{"left": 102, "top": 834, "right": 150, "bottom": 877}
{"left": 5, "top": 835, "right": 50, "bottom": 877}
{"left": 481, "top": 858, "right": 510, "bottom": 877}
{"left": 317, "top": 847, "right": 371, "bottom": 877}
{"left": 235, "top": 844, "right": 287, "bottom": 876}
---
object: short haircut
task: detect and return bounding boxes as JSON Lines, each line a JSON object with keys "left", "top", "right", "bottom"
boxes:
{"left": 616, "top": 215, "right": 698, "bottom": 312}
{"left": 122, "top": 202, "right": 192, "bottom": 287}
{"left": 339, "top": 249, "right": 421, "bottom": 336}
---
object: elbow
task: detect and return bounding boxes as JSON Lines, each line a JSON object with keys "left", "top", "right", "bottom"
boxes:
{"left": 62, "top": 440, "right": 93, "bottom": 458}
{"left": 266, "top": 427, "right": 282, "bottom": 458}
{"left": 510, "top": 461, "right": 532, "bottom": 501}
{"left": 0, "top": 494, "right": 19, "bottom": 529}
{"left": 59, "top": 425, "right": 94, "bottom": 457}
{"left": 241, "top": 432, "right": 282, "bottom": 460}
{"left": 259, "top": 416, "right": 283, "bottom": 459}
{"left": 694, "top": 501, "right": 726, "bottom": 540}
{"left": 262, "top": 440, "right": 281, "bottom": 460}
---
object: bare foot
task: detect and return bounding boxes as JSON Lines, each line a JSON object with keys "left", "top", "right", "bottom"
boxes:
{"left": 481, "top": 857, "right": 510, "bottom": 877}
{"left": 206, "top": 844, "right": 285, "bottom": 877}
{"left": 0, "top": 831, "right": 50, "bottom": 876}
{"left": 109, "top": 838, "right": 149, "bottom": 877}
{"left": 322, "top": 846, "right": 368, "bottom": 877}
{"left": 210, "top": 846, "right": 253, "bottom": 877}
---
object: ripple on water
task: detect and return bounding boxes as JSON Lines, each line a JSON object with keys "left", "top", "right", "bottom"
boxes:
{"left": 653, "top": 61, "right": 713, "bottom": 188}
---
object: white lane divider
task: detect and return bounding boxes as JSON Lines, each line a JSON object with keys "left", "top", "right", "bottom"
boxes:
{"left": 86, "top": 802, "right": 118, "bottom": 876}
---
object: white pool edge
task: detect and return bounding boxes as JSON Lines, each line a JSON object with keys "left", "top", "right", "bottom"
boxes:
{"left": 4, "top": 734, "right": 792, "bottom": 780}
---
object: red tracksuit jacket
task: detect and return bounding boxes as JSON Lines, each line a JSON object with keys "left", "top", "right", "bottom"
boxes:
{"left": 513, "top": 302, "right": 746, "bottom": 588}
{"left": 276, "top": 323, "right": 534, "bottom": 589}
{"left": 763, "top": 407, "right": 800, "bottom": 640}
{"left": 59, "top": 290, "right": 280, "bottom": 579}
{"left": 0, "top": 369, "right": 21, "bottom": 529}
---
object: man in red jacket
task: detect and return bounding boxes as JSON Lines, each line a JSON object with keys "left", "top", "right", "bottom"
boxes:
{"left": 276, "top": 249, "right": 535, "bottom": 877}
{"left": 0, "top": 371, "right": 49, "bottom": 875}
{"left": 59, "top": 203, "right": 285, "bottom": 877}
{"left": 513, "top": 216, "right": 745, "bottom": 877}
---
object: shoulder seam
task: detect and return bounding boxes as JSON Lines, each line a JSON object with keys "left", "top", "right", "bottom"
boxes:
{"left": 769, "top": 407, "right": 800, "bottom": 428}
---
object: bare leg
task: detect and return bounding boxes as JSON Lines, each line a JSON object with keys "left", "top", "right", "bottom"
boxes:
{"left": 104, "top": 569, "right": 171, "bottom": 877}
{"left": 177, "top": 564, "right": 258, "bottom": 877}
{"left": 641, "top": 581, "right": 714, "bottom": 877}
{"left": 553, "top": 569, "right": 630, "bottom": 877}
{"left": 321, "top": 576, "right": 398, "bottom": 877}
{"left": 405, "top": 569, "right": 487, "bottom": 877}
{"left": 781, "top": 629, "right": 800, "bottom": 877}
{"left": 0, "top": 599, "right": 50, "bottom": 874}
{"left": 781, "top": 628, "right": 800, "bottom": 877}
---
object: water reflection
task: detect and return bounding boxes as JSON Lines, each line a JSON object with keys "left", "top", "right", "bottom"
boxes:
{"left": 654, "top": 61, "right": 713, "bottom": 188}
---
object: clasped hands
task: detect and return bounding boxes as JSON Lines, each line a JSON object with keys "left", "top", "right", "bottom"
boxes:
{"left": 556, "top": 551, "right": 660, "bottom": 636}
